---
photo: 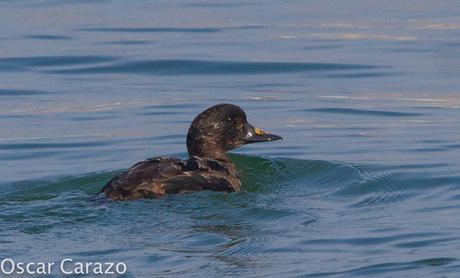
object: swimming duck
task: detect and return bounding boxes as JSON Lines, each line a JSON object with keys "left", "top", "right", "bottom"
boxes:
{"left": 99, "top": 103, "right": 282, "bottom": 200}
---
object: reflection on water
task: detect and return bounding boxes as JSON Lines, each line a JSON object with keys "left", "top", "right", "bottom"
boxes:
{"left": 0, "top": 0, "right": 460, "bottom": 276}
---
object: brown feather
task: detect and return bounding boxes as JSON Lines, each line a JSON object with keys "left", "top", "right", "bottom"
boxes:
{"left": 100, "top": 156, "right": 240, "bottom": 200}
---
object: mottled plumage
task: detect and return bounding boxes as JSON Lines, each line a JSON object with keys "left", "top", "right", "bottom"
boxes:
{"left": 100, "top": 103, "right": 281, "bottom": 200}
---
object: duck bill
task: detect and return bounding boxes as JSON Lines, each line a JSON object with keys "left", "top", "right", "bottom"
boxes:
{"left": 243, "top": 124, "right": 283, "bottom": 144}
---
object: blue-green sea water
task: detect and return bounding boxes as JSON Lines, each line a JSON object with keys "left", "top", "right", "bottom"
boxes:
{"left": 1, "top": 0, "right": 460, "bottom": 277}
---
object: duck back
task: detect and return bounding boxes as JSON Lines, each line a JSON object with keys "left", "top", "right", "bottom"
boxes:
{"left": 100, "top": 156, "right": 241, "bottom": 200}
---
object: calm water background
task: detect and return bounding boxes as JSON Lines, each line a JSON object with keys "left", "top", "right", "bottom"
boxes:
{"left": 1, "top": 0, "right": 460, "bottom": 277}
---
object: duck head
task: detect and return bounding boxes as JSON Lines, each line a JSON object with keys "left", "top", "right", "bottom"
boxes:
{"left": 186, "top": 103, "right": 282, "bottom": 160}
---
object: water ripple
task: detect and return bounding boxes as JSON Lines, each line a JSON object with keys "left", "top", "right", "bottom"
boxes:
{"left": 0, "top": 141, "right": 109, "bottom": 150}
{"left": 0, "top": 155, "right": 458, "bottom": 276}
{"left": 0, "top": 55, "right": 116, "bottom": 72}
{"left": 302, "top": 232, "right": 442, "bottom": 247}
{"left": 79, "top": 25, "right": 264, "bottom": 33}
{"left": 327, "top": 72, "right": 397, "bottom": 78}
{"left": 305, "top": 258, "right": 457, "bottom": 277}
{"left": 23, "top": 34, "right": 72, "bottom": 40}
{"left": 46, "top": 59, "right": 380, "bottom": 75}
{"left": 306, "top": 108, "right": 422, "bottom": 117}
{"left": 0, "top": 88, "right": 53, "bottom": 96}
{"left": 79, "top": 27, "right": 223, "bottom": 33}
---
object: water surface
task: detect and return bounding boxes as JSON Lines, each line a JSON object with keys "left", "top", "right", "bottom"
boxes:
{"left": 1, "top": 0, "right": 460, "bottom": 277}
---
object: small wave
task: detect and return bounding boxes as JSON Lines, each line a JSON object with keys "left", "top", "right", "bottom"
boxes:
{"left": 0, "top": 155, "right": 457, "bottom": 277}
{"left": 0, "top": 55, "right": 115, "bottom": 72}
{"left": 143, "top": 103, "right": 201, "bottom": 110}
{"left": 79, "top": 25, "right": 264, "bottom": 33}
{"left": 0, "top": 172, "right": 114, "bottom": 200}
{"left": 140, "top": 103, "right": 198, "bottom": 116}
{"left": 0, "top": 141, "right": 109, "bottom": 151}
{"left": 183, "top": 3, "right": 252, "bottom": 8}
{"left": 69, "top": 114, "right": 118, "bottom": 121}
{"left": 79, "top": 27, "right": 222, "bottom": 33}
{"left": 394, "top": 237, "right": 460, "bottom": 248}
{"left": 45, "top": 59, "right": 380, "bottom": 75}
{"left": 306, "top": 108, "right": 422, "bottom": 117}
{"left": 23, "top": 34, "right": 72, "bottom": 40}
{"left": 0, "top": 154, "right": 425, "bottom": 213}
{"left": 0, "top": 56, "right": 384, "bottom": 77}
{"left": 0, "top": 88, "right": 53, "bottom": 96}
{"left": 304, "top": 44, "right": 342, "bottom": 51}
{"left": 331, "top": 164, "right": 418, "bottom": 208}
{"left": 327, "top": 72, "right": 397, "bottom": 78}
{"left": 301, "top": 232, "right": 442, "bottom": 247}
{"left": 304, "top": 257, "right": 457, "bottom": 277}
{"left": 99, "top": 40, "right": 154, "bottom": 45}
{"left": 445, "top": 144, "right": 460, "bottom": 150}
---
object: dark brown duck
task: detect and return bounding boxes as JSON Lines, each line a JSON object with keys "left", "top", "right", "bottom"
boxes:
{"left": 99, "top": 103, "right": 282, "bottom": 200}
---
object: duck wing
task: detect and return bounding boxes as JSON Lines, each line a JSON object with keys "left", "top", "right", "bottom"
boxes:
{"left": 100, "top": 156, "right": 240, "bottom": 200}
{"left": 156, "top": 156, "right": 240, "bottom": 195}
{"left": 99, "top": 157, "right": 185, "bottom": 200}
{"left": 157, "top": 172, "right": 236, "bottom": 195}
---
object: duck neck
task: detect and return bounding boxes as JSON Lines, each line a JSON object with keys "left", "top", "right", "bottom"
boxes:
{"left": 187, "top": 147, "right": 229, "bottom": 162}
{"left": 186, "top": 128, "right": 232, "bottom": 161}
